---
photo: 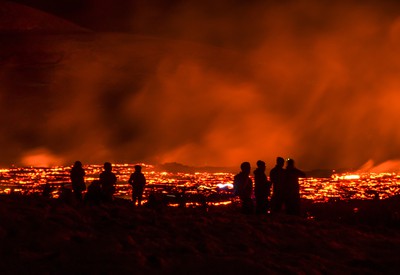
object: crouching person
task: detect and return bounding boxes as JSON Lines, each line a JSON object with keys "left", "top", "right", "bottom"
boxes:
{"left": 84, "top": 180, "right": 102, "bottom": 205}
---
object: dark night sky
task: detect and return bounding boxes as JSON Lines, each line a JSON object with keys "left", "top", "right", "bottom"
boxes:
{"left": 2, "top": 0, "right": 400, "bottom": 171}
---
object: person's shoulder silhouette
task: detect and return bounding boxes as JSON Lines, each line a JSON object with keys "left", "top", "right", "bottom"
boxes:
{"left": 286, "top": 158, "right": 306, "bottom": 177}
{"left": 234, "top": 162, "right": 251, "bottom": 196}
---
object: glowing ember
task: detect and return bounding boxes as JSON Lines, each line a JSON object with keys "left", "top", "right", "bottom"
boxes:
{"left": 343, "top": 175, "right": 361, "bottom": 180}
{"left": 216, "top": 183, "right": 234, "bottom": 189}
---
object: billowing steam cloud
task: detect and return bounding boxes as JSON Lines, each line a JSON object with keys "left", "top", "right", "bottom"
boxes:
{"left": 2, "top": 0, "right": 400, "bottom": 170}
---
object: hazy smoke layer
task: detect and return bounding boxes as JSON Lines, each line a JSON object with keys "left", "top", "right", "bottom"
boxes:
{"left": 3, "top": 0, "right": 400, "bottom": 170}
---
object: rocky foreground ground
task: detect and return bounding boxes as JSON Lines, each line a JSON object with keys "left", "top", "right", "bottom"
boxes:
{"left": 0, "top": 194, "right": 400, "bottom": 274}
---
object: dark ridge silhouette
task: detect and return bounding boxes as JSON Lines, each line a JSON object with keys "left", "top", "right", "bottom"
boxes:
{"left": 0, "top": 1, "right": 89, "bottom": 33}
{"left": 156, "top": 162, "right": 194, "bottom": 173}
{"left": 1, "top": 193, "right": 400, "bottom": 273}
{"left": 155, "top": 162, "right": 236, "bottom": 173}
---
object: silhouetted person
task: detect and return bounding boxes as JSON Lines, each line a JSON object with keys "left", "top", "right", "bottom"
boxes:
{"left": 128, "top": 165, "right": 146, "bottom": 206}
{"left": 233, "top": 162, "right": 253, "bottom": 214}
{"left": 177, "top": 190, "right": 187, "bottom": 208}
{"left": 270, "top": 157, "right": 286, "bottom": 213}
{"left": 42, "top": 182, "right": 52, "bottom": 198}
{"left": 84, "top": 180, "right": 102, "bottom": 205}
{"left": 99, "top": 162, "right": 117, "bottom": 202}
{"left": 254, "top": 160, "right": 272, "bottom": 214}
{"left": 146, "top": 191, "right": 158, "bottom": 209}
{"left": 284, "top": 159, "right": 305, "bottom": 216}
{"left": 59, "top": 183, "right": 73, "bottom": 204}
{"left": 70, "top": 161, "right": 86, "bottom": 202}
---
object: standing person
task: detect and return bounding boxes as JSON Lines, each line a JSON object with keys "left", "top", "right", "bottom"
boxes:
{"left": 284, "top": 158, "right": 306, "bottom": 216}
{"left": 99, "top": 162, "right": 117, "bottom": 202}
{"left": 70, "top": 161, "right": 86, "bottom": 202}
{"left": 253, "top": 160, "right": 272, "bottom": 214}
{"left": 128, "top": 165, "right": 146, "bottom": 206}
{"left": 233, "top": 162, "right": 253, "bottom": 214}
{"left": 269, "top": 157, "right": 286, "bottom": 213}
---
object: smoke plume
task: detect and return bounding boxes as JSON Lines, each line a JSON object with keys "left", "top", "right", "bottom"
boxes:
{"left": 2, "top": 0, "right": 400, "bottom": 170}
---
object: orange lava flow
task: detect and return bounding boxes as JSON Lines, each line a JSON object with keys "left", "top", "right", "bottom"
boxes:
{"left": 0, "top": 165, "right": 399, "bottom": 203}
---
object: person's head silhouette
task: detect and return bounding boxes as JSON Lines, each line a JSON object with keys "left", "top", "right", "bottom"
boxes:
{"left": 74, "top": 161, "right": 82, "bottom": 168}
{"left": 286, "top": 158, "right": 295, "bottom": 168}
{"left": 104, "top": 162, "right": 112, "bottom": 172}
{"left": 276, "top": 157, "right": 285, "bottom": 168}
{"left": 134, "top": 165, "right": 142, "bottom": 172}
{"left": 256, "top": 160, "right": 266, "bottom": 171}
{"left": 240, "top": 162, "right": 251, "bottom": 175}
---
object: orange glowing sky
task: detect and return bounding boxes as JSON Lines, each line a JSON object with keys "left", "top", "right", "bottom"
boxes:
{"left": 2, "top": 0, "right": 400, "bottom": 170}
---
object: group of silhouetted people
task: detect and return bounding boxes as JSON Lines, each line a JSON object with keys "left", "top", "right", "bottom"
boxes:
{"left": 69, "top": 161, "right": 146, "bottom": 206}
{"left": 234, "top": 157, "right": 305, "bottom": 215}
{"left": 67, "top": 158, "right": 304, "bottom": 215}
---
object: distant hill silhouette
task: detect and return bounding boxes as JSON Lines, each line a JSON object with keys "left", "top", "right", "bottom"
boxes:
{"left": 305, "top": 169, "right": 334, "bottom": 178}
{"left": 156, "top": 162, "right": 236, "bottom": 173}
{"left": 155, "top": 164, "right": 355, "bottom": 177}
{"left": 0, "top": 1, "right": 88, "bottom": 33}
